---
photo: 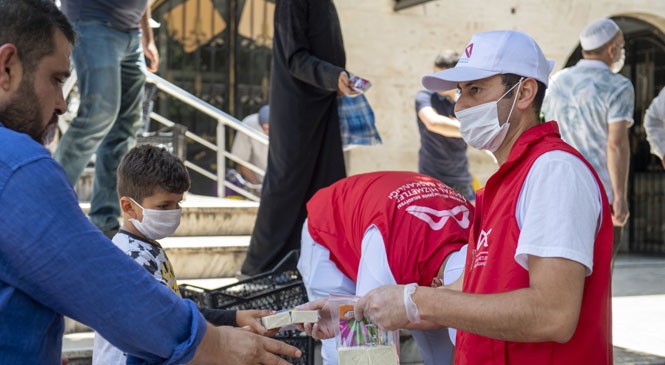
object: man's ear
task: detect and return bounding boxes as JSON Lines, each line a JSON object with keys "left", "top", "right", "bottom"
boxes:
{"left": 516, "top": 78, "right": 538, "bottom": 111}
{"left": 0, "top": 44, "right": 21, "bottom": 92}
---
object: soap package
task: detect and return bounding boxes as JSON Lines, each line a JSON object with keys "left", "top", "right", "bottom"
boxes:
{"left": 329, "top": 295, "right": 399, "bottom": 365}
{"left": 261, "top": 309, "right": 319, "bottom": 330}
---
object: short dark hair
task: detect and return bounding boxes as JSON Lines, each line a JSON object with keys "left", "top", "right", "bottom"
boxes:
{"left": 117, "top": 145, "right": 191, "bottom": 203}
{"left": 434, "top": 50, "right": 460, "bottom": 69}
{"left": 501, "top": 73, "right": 547, "bottom": 119}
{"left": 0, "top": 0, "right": 75, "bottom": 74}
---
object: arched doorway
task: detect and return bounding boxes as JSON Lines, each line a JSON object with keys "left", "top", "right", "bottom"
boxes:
{"left": 563, "top": 15, "right": 665, "bottom": 255}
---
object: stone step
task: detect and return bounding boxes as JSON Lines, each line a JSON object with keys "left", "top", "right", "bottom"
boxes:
{"left": 79, "top": 194, "right": 259, "bottom": 237}
{"left": 161, "top": 235, "right": 250, "bottom": 279}
{"left": 175, "top": 195, "right": 259, "bottom": 237}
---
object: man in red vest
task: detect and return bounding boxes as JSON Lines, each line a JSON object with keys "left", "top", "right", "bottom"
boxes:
{"left": 354, "top": 30, "right": 614, "bottom": 364}
{"left": 297, "top": 171, "right": 473, "bottom": 365}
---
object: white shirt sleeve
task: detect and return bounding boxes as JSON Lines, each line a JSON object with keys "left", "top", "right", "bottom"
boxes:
{"left": 231, "top": 114, "right": 259, "bottom": 161}
{"left": 356, "top": 225, "right": 398, "bottom": 296}
{"left": 515, "top": 151, "right": 603, "bottom": 275}
{"left": 644, "top": 87, "right": 665, "bottom": 160}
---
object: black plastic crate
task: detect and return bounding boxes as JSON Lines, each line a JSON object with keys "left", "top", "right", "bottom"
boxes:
{"left": 273, "top": 330, "right": 315, "bottom": 365}
{"left": 209, "top": 250, "right": 304, "bottom": 307}
{"left": 212, "top": 251, "right": 313, "bottom": 364}
{"left": 183, "top": 251, "right": 315, "bottom": 364}
{"left": 209, "top": 273, "right": 305, "bottom": 310}
{"left": 179, "top": 283, "right": 209, "bottom": 307}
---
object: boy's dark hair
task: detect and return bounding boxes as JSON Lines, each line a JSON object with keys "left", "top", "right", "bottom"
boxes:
{"left": 434, "top": 50, "right": 460, "bottom": 69}
{"left": 117, "top": 145, "right": 191, "bottom": 203}
{"left": 0, "top": 0, "right": 75, "bottom": 74}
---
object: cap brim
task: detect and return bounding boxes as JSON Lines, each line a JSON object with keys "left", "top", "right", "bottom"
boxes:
{"left": 422, "top": 67, "right": 500, "bottom": 92}
{"left": 543, "top": 60, "right": 555, "bottom": 86}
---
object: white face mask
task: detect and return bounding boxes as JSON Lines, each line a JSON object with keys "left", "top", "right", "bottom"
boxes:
{"left": 129, "top": 198, "right": 182, "bottom": 240}
{"left": 612, "top": 48, "right": 625, "bottom": 73}
{"left": 456, "top": 78, "right": 523, "bottom": 152}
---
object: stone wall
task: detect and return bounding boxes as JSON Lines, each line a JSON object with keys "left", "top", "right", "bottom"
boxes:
{"left": 336, "top": 0, "right": 665, "bottom": 186}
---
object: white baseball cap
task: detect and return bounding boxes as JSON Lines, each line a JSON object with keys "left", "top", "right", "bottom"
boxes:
{"left": 579, "top": 18, "right": 620, "bottom": 51}
{"left": 422, "top": 30, "right": 555, "bottom": 92}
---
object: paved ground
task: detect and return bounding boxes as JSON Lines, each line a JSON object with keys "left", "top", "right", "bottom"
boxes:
{"left": 612, "top": 254, "right": 665, "bottom": 364}
{"left": 63, "top": 253, "right": 665, "bottom": 364}
{"left": 331, "top": 252, "right": 665, "bottom": 365}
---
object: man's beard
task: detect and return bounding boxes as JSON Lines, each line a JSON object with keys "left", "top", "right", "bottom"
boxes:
{"left": 0, "top": 77, "right": 57, "bottom": 145}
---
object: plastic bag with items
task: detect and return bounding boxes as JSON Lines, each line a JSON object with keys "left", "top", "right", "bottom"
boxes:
{"left": 328, "top": 295, "right": 399, "bottom": 365}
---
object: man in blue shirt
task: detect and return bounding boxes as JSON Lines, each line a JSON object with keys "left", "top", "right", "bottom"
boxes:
{"left": 0, "top": 1, "right": 299, "bottom": 364}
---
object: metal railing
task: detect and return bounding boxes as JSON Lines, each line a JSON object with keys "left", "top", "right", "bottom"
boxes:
{"left": 145, "top": 73, "right": 267, "bottom": 201}
{"left": 62, "top": 71, "right": 267, "bottom": 202}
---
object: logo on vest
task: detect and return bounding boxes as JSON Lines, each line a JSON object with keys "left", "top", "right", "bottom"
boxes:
{"left": 405, "top": 204, "right": 470, "bottom": 230}
{"left": 472, "top": 228, "right": 491, "bottom": 269}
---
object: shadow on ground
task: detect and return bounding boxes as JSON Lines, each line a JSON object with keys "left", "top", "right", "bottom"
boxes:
{"left": 615, "top": 346, "right": 665, "bottom": 365}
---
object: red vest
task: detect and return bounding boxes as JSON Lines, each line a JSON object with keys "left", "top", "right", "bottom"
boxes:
{"left": 456, "top": 122, "right": 613, "bottom": 364}
{"left": 306, "top": 171, "right": 473, "bottom": 286}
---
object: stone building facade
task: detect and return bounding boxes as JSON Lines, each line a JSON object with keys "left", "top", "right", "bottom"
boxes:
{"left": 337, "top": 0, "right": 665, "bottom": 185}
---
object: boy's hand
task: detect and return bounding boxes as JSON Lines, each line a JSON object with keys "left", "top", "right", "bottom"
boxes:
{"left": 236, "top": 309, "right": 279, "bottom": 336}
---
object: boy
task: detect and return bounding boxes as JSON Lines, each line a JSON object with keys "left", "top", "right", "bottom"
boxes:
{"left": 92, "top": 144, "right": 275, "bottom": 364}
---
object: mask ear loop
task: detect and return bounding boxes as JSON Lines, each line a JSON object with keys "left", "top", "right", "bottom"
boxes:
{"left": 504, "top": 77, "right": 525, "bottom": 124}
{"left": 128, "top": 197, "right": 145, "bottom": 221}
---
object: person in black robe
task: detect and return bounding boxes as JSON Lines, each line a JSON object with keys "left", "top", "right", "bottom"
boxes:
{"left": 240, "top": 0, "right": 357, "bottom": 275}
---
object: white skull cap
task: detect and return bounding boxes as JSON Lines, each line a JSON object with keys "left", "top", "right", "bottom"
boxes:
{"left": 579, "top": 18, "right": 620, "bottom": 51}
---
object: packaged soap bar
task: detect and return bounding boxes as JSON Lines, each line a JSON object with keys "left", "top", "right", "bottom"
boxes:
{"left": 260, "top": 309, "right": 319, "bottom": 329}
{"left": 338, "top": 344, "right": 399, "bottom": 365}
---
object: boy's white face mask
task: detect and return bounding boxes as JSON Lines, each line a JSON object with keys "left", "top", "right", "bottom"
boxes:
{"left": 129, "top": 198, "right": 181, "bottom": 240}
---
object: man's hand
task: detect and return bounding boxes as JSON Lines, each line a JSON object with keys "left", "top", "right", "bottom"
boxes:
{"left": 338, "top": 71, "right": 359, "bottom": 97}
{"left": 295, "top": 298, "right": 335, "bottom": 340}
{"left": 612, "top": 197, "right": 629, "bottom": 226}
{"left": 143, "top": 41, "right": 159, "bottom": 73}
{"left": 140, "top": 3, "right": 160, "bottom": 73}
{"left": 354, "top": 285, "right": 410, "bottom": 331}
{"left": 190, "top": 324, "right": 301, "bottom": 364}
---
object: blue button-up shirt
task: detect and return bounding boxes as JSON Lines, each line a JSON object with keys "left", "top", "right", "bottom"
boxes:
{"left": 0, "top": 125, "right": 205, "bottom": 364}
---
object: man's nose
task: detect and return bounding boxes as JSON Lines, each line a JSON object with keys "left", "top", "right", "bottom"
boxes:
{"left": 454, "top": 101, "right": 466, "bottom": 114}
{"left": 55, "top": 89, "right": 66, "bottom": 115}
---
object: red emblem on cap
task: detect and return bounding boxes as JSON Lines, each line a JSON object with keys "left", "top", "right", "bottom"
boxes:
{"left": 465, "top": 43, "right": 474, "bottom": 58}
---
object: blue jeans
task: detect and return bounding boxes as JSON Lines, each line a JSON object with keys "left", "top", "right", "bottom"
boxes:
{"left": 54, "top": 21, "right": 146, "bottom": 231}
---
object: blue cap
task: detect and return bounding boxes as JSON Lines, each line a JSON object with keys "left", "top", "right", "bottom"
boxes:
{"left": 258, "top": 105, "right": 270, "bottom": 125}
